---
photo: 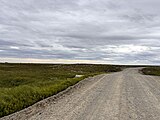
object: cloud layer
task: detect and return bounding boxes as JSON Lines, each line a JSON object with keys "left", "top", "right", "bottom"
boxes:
{"left": 0, "top": 0, "right": 160, "bottom": 65}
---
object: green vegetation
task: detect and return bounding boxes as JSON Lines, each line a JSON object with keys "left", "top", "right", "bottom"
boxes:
{"left": 0, "top": 63, "right": 121, "bottom": 117}
{"left": 141, "top": 67, "right": 160, "bottom": 76}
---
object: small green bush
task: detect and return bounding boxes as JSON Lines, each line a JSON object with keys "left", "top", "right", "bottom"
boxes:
{"left": 141, "top": 67, "right": 160, "bottom": 76}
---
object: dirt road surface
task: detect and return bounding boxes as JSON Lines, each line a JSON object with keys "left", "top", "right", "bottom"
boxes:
{"left": 1, "top": 68, "right": 160, "bottom": 120}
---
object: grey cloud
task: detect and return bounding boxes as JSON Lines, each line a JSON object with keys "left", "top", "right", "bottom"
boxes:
{"left": 0, "top": 0, "right": 160, "bottom": 65}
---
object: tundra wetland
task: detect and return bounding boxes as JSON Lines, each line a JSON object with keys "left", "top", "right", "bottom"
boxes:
{"left": 0, "top": 63, "right": 121, "bottom": 117}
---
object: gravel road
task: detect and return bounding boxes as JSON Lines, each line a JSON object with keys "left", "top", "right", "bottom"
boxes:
{"left": 1, "top": 68, "right": 160, "bottom": 120}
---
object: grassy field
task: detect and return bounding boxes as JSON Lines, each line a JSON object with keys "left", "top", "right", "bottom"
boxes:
{"left": 0, "top": 63, "right": 121, "bottom": 117}
{"left": 141, "top": 67, "right": 160, "bottom": 76}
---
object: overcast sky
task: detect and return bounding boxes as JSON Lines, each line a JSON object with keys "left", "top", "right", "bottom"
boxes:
{"left": 0, "top": 0, "right": 160, "bottom": 65}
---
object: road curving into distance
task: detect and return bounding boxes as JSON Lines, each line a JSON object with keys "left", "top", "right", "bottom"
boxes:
{"left": 2, "top": 68, "right": 160, "bottom": 120}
